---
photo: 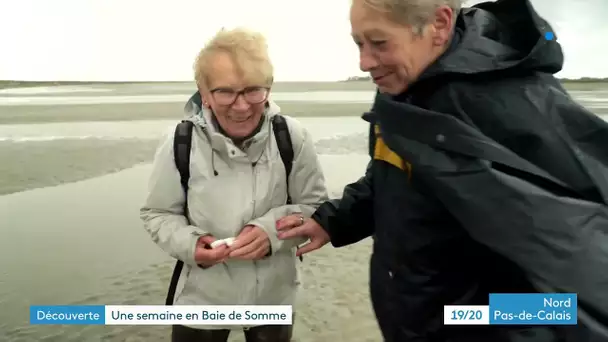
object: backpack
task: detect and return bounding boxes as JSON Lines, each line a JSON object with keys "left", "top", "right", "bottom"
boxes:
{"left": 165, "top": 114, "right": 297, "bottom": 305}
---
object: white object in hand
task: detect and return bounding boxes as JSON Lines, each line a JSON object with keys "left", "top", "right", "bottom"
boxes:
{"left": 210, "top": 237, "right": 236, "bottom": 248}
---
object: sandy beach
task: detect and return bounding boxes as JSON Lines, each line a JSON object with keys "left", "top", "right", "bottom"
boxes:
{"left": 1, "top": 81, "right": 607, "bottom": 341}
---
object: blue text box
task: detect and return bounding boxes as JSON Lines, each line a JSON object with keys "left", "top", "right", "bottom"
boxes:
{"left": 489, "top": 293, "right": 577, "bottom": 325}
{"left": 30, "top": 305, "right": 105, "bottom": 325}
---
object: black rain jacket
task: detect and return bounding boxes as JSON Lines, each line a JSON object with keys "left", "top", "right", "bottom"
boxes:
{"left": 311, "top": 0, "right": 608, "bottom": 341}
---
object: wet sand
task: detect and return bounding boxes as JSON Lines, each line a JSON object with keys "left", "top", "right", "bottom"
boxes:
{"left": 1, "top": 156, "right": 379, "bottom": 342}
{"left": 0, "top": 139, "right": 158, "bottom": 195}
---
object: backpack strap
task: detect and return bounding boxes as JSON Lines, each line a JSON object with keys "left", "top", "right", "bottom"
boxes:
{"left": 174, "top": 120, "right": 195, "bottom": 192}
{"left": 271, "top": 114, "right": 294, "bottom": 205}
{"left": 272, "top": 114, "right": 304, "bottom": 261}
{"left": 165, "top": 120, "right": 194, "bottom": 305}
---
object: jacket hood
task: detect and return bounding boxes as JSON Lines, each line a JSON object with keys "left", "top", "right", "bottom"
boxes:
{"left": 423, "top": 0, "right": 564, "bottom": 80}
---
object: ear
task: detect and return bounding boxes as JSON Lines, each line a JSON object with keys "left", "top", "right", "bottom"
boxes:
{"left": 431, "top": 5, "right": 454, "bottom": 46}
{"left": 198, "top": 89, "right": 212, "bottom": 108}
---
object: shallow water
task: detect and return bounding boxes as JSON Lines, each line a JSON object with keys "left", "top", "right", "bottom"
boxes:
{"left": 0, "top": 117, "right": 369, "bottom": 143}
{"left": 1, "top": 85, "right": 607, "bottom": 114}
{"left": 0, "top": 91, "right": 376, "bottom": 106}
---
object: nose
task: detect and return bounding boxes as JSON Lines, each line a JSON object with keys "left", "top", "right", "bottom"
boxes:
{"left": 359, "top": 48, "right": 379, "bottom": 72}
{"left": 231, "top": 94, "right": 250, "bottom": 111}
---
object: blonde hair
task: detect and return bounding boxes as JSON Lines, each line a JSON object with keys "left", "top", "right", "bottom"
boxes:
{"left": 194, "top": 27, "right": 274, "bottom": 89}
{"left": 361, "top": 0, "right": 462, "bottom": 34}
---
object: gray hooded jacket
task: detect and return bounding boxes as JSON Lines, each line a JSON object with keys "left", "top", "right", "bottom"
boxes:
{"left": 140, "top": 95, "right": 328, "bottom": 328}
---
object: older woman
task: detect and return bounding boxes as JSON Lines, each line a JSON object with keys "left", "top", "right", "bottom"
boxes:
{"left": 140, "top": 27, "right": 328, "bottom": 342}
{"left": 277, "top": 0, "right": 608, "bottom": 341}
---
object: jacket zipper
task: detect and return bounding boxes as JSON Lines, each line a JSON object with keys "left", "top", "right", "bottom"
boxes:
{"left": 251, "top": 161, "right": 259, "bottom": 302}
{"left": 251, "top": 162, "right": 257, "bottom": 216}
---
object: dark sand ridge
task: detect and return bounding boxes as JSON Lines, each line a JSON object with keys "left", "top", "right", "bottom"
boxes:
{"left": 0, "top": 125, "right": 370, "bottom": 196}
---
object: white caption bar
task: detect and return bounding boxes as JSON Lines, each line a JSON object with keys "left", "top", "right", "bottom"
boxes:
{"left": 105, "top": 305, "right": 292, "bottom": 325}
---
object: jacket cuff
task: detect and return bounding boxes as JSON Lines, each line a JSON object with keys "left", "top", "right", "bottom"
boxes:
{"left": 312, "top": 202, "right": 345, "bottom": 247}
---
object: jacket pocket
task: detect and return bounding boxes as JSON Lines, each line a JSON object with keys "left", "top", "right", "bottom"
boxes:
{"left": 254, "top": 253, "right": 298, "bottom": 305}
{"left": 179, "top": 263, "right": 240, "bottom": 305}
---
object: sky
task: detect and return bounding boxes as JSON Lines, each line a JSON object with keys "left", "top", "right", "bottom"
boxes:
{"left": 0, "top": 0, "right": 606, "bottom": 82}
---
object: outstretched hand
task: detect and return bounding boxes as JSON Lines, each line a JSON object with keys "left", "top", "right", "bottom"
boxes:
{"left": 229, "top": 225, "right": 270, "bottom": 260}
{"left": 276, "top": 216, "right": 330, "bottom": 256}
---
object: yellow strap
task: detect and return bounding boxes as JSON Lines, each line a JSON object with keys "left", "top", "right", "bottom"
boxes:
{"left": 373, "top": 125, "right": 412, "bottom": 180}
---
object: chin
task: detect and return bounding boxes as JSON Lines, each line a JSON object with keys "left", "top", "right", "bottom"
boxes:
{"left": 375, "top": 78, "right": 408, "bottom": 96}
{"left": 226, "top": 123, "right": 257, "bottom": 138}
{"left": 226, "top": 128, "right": 253, "bottom": 139}
{"left": 377, "top": 84, "right": 406, "bottom": 96}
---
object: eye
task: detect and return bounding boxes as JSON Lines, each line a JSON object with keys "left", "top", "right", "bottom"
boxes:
{"left": 370, "top": 40, "right": 386, "bottom": 47}
{"left": 214, "top": 88, "right": 235, "bottom": 95}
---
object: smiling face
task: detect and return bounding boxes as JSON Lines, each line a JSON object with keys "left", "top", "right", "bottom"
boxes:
{"left": 200, "top": 51, "right": 270, "bottom": 138}
{"left": 350, "top": 0, "right": 455, "bottom": 95}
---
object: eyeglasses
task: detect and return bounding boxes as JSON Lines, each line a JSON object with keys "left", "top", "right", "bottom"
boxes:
{"left": 209, "top": 86, "right": 270, "bottom": 106}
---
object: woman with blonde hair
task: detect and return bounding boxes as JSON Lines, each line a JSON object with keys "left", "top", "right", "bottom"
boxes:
{"left": 140, "top": 27, "right": 328, "bottom": 342}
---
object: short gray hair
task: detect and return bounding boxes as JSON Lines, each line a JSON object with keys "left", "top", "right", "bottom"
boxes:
{"left": 193, "top": 27, "right": 274, "bottom": 89}
{"left": 362, "top": 0, "right": 462, "bottom": 34}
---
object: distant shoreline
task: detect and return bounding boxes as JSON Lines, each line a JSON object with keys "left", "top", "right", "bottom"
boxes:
{"left": 1, "top": 77, "right": 607, "bottom": 91}
{"left": 0, "top": 80, "right": 355, "bottom": 90}
{"left": 343, "top": 76, "right": 608, "bottom": 84}
{"left": 0, "top": 80, "right": 193, "bottom": 89}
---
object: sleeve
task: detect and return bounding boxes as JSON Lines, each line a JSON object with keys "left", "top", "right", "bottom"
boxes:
{"left": 411, "top": 81, "right": 608, "bottom": 329}
{"left": 311, "top": 160, "right": 375, "bottom": 247}
{"left": 246, "top": 125, "right": 329, "bottom": 254}
{"left": 139, "top": 127, "right": 210, "bottom": 266}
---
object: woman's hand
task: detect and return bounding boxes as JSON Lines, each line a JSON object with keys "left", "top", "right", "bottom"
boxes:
{"left": 276, "top": 214, "right": 330, "bottom": 256}
{"left": 228, "top": 225, "right": 270, "bottom": 260}
{"left": 194, "top": 235, "right": 230, "bottom": 267}
{"left": 275, "top": 213, "right": 306, "bottom": 231}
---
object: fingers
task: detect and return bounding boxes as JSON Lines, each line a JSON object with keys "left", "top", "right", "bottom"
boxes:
{"left": 229, "top": 231, "right": 269, "bottom": 258}
{"left": 235, "top": 242, "right": 269, "bottom": 260}
{"left": 238, "top": 225, "right": 255, "bottom": 236}
{"left": 230, "top": 229, "right": 257, "bottom": 250}
{"left": 276, "top": 214, "right": 304, "bottom": 231}
{"left": 277, "top": 225, "right": 308, "bottom": 240}
{"left": 198, "top": 234, "right": 217, "bottom": 246}
{"left": 295, "top": 240, "right": 323, "bottom": 256}
{"left": 229, "top": 239, "right": 259, "bottom": 258}
{"left": 208, "top": 245, "right": 230, "bottom": 261}
{"left": 195, "top": 244, "right": 230, "bottom": 266}
{"left": 209, "top": 244, "right": 230, "bottom": 258}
